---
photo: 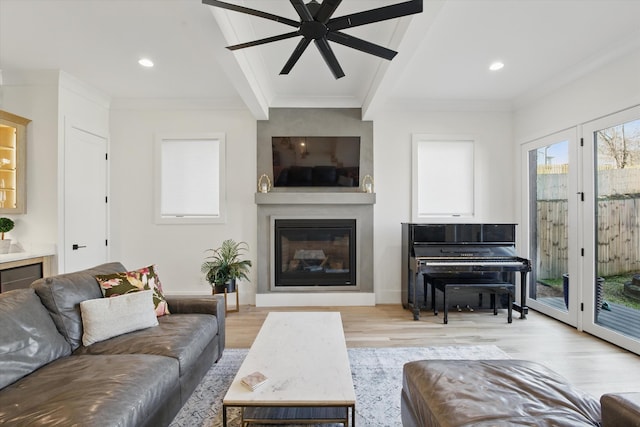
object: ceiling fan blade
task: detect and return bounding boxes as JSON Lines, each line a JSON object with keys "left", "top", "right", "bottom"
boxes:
{"left": 326, "top": 31, "right": 397, "bottom": 60}
{"left": 227, "top": 32, "right": 300, "bottom": 51}
{"left": 202, "top": 0, "right": 300, "bottom": 28}
{"left": 327, "top": 0, "right": 422, "bottom": 31}
{"left": 280, "top": 38, "right": 312, "bottom": 75}
{"left": 315, "top": 0, "right": 342, "bottom": 24}
{"left": 314, "top": 38, "right": 345, "bottom": 79}
{"left": 290, "top": 0, "right": 314, "bottom": 22}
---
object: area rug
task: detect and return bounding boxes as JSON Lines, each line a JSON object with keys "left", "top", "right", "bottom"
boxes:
{"left": 170, "top": 345, "right": 509, "bottom": 427}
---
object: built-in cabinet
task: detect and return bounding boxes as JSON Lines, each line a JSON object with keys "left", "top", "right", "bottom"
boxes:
{"left": 0, "top": 256, "right": 52, "bottom": 293}
{"left": 0, "top": 110, "right": 30, "bottom": 214}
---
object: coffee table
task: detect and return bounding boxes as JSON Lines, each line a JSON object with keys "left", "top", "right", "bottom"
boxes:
{"left": 222, "top": 312, "right": 356, "bottom": 426}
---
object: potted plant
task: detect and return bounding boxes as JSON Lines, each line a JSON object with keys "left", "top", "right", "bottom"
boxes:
{"left": 201, "top": 239, "right": 252, "bottom": 294}
{"left": 0, "top": 217, "right": 14, "bottom": 254}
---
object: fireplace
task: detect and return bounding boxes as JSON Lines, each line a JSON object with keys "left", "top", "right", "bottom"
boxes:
{"left": 274, "top": 219, "right": 356, "bottom": 288}
{"left": 255, "top": 108, "right": 375, "bottom": 306}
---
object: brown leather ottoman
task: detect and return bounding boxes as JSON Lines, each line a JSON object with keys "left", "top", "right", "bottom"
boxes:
{"left": 601, "top": 392, "right": 640, "bottom": 427}
{"left": 401, "top": 359, "right": 601, "bottom": 427}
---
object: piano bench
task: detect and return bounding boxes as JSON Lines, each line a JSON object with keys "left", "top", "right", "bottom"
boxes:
{"left": 401, "top": 359, "right": 602, "bottom": 427}
{"left": 430, "top": 278, "right": 515, "bottom": 324}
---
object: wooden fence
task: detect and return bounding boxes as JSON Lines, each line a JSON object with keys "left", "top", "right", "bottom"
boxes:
{"left": 537, "top": 166, "right": 640, "bottom": 200}
{"left": 596, "top": 198, "right": 640, "bottom": 276}
{"left": 536, "top": 198, "right": 640, "bottom": 278}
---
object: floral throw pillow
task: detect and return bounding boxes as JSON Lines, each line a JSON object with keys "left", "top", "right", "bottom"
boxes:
{"left": 94, "top": 264, "right": 170, "bottom": 317}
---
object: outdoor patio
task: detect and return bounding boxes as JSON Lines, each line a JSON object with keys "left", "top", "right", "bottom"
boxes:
{"left": 537, "top": 297, "right": 640, "bottom": 340}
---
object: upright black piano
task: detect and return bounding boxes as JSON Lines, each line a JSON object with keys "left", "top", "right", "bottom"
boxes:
{"left": 401, "top": 223, "right": 531, "bottom": 321}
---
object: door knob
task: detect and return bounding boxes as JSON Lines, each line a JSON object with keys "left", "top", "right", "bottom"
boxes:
{"left": 72, "top": 244, "right": 87, "bottom": 250}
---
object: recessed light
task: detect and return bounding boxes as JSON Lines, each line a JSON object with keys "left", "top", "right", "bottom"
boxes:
{"left": 138, "top": 58, "right": 154, "bottom": 68}
{"left": 489, "top": 61, "right": 504, "bottom": 71}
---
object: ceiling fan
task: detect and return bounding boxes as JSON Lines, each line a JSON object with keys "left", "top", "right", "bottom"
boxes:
{"left": 202, "top": 0, "right": 423, "bottom": 79}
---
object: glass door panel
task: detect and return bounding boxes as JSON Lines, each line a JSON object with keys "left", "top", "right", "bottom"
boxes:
{"left": 523, "top": 129, "right": 578, "bottom": 325}
{"left": 592, "top": 117, "right": 640, "bottom": 340}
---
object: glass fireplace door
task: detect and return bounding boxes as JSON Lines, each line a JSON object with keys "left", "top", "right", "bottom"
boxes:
{"left": 274, "top": 219, "right": 356, "bottom": 288}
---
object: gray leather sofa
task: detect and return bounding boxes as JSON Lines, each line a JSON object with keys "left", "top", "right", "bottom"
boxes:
{"left": 0, "top": 262, "right": 225, "bottom": 427}
{"left": 402, "top": 359, "right": 640, "bottom": 427}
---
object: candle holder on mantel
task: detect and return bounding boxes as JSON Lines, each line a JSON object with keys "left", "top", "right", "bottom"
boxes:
{"left": 257, "top": 174, "right": 271, "bottom": 193}
{"left": 361, "top": 174, "right": 374, "bottom": 193}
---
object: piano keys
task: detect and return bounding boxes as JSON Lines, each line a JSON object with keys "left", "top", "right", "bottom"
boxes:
{"left": 401, "top": 223, "right": 531, "bottom": 321}
{"left": 423, "top": 261, "right": 527, "bottom": 267}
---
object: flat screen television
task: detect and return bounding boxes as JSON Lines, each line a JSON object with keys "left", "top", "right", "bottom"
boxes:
{"left": 272, "top": 136, "right": 360, "bottom": 187}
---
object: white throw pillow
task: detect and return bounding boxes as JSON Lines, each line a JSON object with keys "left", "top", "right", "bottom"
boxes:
{"left": 80, "top": 289, "right": 159, "bottom": 346}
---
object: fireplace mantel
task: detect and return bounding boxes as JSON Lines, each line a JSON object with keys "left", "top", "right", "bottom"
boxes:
{"left": 255, "top": 192, "right": 375, "bottom": 205}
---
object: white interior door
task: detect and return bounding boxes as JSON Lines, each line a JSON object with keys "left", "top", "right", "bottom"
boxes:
{"left": 64, "top": 125, "right": 108, "bottom": 272}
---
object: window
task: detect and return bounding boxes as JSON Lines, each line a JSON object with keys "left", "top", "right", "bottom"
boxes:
{"left": 412, "top": 135, "right": 474, "bottom": 220}
{"left": 154, "top": 133, "right": 226, "bottom": 224}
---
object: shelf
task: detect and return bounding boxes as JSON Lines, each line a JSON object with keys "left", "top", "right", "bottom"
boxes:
{"left": 0, "top": 110, "right": 29, "bottom": 214}
{"left": 255, "top": 191, "right": 376, "bottom": 206}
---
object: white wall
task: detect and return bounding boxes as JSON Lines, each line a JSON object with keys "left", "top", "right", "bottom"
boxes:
{"left": 1, "top": 71, "right": 60, "bottom": 256}
{"left": 514, "top": 50, "right": 640, "bottom": 144}
{"left": 109, "top": 104, "right": 257, "bottom": 301}
{"left": 59, "top": 73, "right": 110, "bottom": 138}
{"left": 372, "top": 110, "right": 515, "bottom": 303}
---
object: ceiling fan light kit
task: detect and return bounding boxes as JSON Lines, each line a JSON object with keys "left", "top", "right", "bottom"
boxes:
{"left": 202, "top": 0, "right": 423, "bottom": 79}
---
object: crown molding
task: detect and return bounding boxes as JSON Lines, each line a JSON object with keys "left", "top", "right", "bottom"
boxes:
{"left": 110, "top": 97, "right": 248, "bottom": 111}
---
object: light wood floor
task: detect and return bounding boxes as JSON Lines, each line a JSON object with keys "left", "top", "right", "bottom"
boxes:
{"left": 224, "top": 304, "right": 640, "bottom": 398}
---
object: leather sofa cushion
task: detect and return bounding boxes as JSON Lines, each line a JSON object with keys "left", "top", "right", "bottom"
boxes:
{"left": 31, "top": 262, "right": 127, "bottom": 351}
{"left": 288, "top": 166, "right": 313, "bottom": 186}
{"left": 274, "top": 168, "right": 289, "bottom": 186}
{"left": 402, "top": 359, "right": 601, "bottom": 427}
{"left": 0, "top": 354, "right": 179, "bottom": 427}
{"left": 0, "top": 289, "right": 72, "bottom": 389}
{"left": 601, "top": 392, "right": 640, "bottom": 427}
{"left": 74, "top": 314, "right": 218, "bottom": 376}
{"left": 312, "top": 166, "right": 337, "bottom": 185}
{"left": 166, "top": 294, "right": 226, "bottom": 363}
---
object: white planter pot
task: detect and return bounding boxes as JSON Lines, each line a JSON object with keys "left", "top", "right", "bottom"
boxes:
{"left": 0, "top": 239, "right": 11, "bottom": 254}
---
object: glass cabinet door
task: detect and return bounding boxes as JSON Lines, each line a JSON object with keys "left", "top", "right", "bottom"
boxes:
{"left": 0, "top": 110, "right": 29, "bottom": 214}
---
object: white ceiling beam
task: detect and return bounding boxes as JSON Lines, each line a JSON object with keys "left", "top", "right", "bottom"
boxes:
{"left": 362, "top": 0, "right": 446, "bottom": 120}
{"left": 206, "top": 6, "right": 270, "bottom": 120}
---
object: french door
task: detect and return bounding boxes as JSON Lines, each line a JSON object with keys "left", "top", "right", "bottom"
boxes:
{"left": 582, "top": 107, "right": 640, "bottom": 354}
{"left": 523, "top": 106, "right": 640, "bottom": 354}
{"left": 522, "top": 128, "right": 580, "bottom": 326}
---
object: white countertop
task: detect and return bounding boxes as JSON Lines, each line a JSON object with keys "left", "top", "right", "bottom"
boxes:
{"left": 0, "top": 243, "right": 56, "bottom": 263}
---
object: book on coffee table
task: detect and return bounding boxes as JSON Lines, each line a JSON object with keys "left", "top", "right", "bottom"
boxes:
{"left": 241, "top": 371, "right": 268, "bottom": 391}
